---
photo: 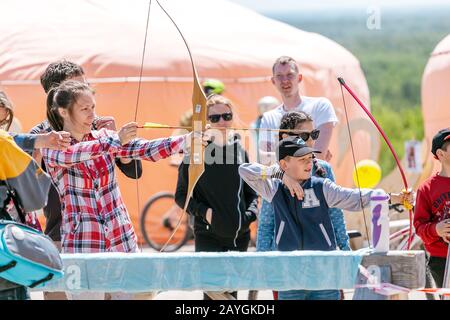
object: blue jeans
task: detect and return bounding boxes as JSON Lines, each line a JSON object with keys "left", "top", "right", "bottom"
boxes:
{"left": 0, "top": 286, "right": 29, "bottom": 300}
{"left": 256, "top": 199, "right": 276, "bottom": 252}
{"left": 278, "top": 289, "right": 340, "bottom": 300}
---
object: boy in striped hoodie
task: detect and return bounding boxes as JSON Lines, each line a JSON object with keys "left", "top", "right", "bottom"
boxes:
{"left": 239, "top": 136, "right": 413, "bottom": 300}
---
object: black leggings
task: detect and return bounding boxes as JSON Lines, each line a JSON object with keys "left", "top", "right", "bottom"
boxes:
{"left": 195, "top": 231, "right": 250, "bottom": 253}
{"left": 428, "top": 256, "right": 447, "bottom": 287}
{"left": 195, "top": 231, "right": 250, "bottom": 300}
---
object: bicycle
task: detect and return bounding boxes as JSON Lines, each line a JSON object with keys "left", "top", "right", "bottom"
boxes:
{"left": 140, "top": 191, "right": 193, "bottom": 252}
{"left": 387, "top": 203, "right": 437, "bottom": 300}
{"left": 388, "top": 203, "right": 421, "bottom": 250}
{"left": 140, "top": 191, "right": 259, "bottom": 252}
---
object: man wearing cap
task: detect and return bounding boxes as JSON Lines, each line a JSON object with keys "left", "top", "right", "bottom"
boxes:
{"left": 239, "top": 136, "right": 412, "bottom": 300}
{"left": 414, "top": 128, "right": 450, "bottom": 288}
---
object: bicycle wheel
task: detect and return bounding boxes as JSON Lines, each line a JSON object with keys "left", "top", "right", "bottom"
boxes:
{"left": 140, "top": 192, "right": 191, "bottom": 252}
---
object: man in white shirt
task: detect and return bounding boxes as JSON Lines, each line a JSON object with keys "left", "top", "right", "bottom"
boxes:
{"left": 259, "top": 56, "right": 338, "bottom": 165}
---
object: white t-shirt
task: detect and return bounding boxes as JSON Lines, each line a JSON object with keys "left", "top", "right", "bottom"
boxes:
{"left": 258, "top": 96, "right": 338, "bottom": 153}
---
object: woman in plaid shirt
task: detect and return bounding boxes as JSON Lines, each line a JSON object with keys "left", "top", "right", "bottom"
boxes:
{"left": 41, "top": 80, "right": 193, "bottom": 257}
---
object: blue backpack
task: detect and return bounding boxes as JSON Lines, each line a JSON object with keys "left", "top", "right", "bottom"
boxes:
{"left": 0, "top": 220, "right": 63, "bottom": 288}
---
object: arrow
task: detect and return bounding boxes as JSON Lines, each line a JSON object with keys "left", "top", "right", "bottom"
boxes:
{"left": 138, "top": 122, "right": 316, "bottom": 133}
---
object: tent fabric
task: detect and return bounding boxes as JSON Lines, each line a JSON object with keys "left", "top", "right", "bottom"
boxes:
{"left": 0, "top": 0, "right": 372, "bottom": 241}
{"left": 421, "top": 34, "right": 450, "bottom": 175}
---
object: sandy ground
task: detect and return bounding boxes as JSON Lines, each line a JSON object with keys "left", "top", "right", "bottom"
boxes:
{"left": 30, "top": 289, "right": 428, "bottom": 300}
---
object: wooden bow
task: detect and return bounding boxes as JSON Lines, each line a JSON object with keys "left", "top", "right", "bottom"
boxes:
{"left": 152, "top": 0, "right": 207, "bottom": 251}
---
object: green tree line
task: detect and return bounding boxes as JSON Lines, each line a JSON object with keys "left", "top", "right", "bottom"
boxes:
{"left": 269, "top": 7, "right": 450, "bottom": 174}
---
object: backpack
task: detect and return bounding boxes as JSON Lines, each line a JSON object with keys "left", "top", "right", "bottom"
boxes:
{"left": 0, "top": 220, "right": 64, "bottom": 288}
{"left": 0, "top": 182, "right": 63, "bottom": 288}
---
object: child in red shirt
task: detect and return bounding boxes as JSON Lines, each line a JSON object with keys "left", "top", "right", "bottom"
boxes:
{"left": 414, "top": 128, "right": 450, "bottom": 287}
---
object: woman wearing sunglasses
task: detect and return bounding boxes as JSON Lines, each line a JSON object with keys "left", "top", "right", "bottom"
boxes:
{"left": 175, "top": 94, "right": 259, "bottom": 300}
{"left": 256, "top": 111, "right": 350, "bottom": 299}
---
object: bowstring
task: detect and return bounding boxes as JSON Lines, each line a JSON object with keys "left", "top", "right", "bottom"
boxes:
{"left": 339, "top": 84, "right": 372, "bottom": 249}
{"left": 134, "top": 0, "right": 153, "bottom": 244}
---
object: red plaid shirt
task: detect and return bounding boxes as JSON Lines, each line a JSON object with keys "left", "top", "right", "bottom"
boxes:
{"left": 42, "top": 129, "right": 186, "bottom": 253}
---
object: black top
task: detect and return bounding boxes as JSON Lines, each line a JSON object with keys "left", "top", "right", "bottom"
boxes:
{"left": 175, "top": 137, "right": 258, "bottom": 241}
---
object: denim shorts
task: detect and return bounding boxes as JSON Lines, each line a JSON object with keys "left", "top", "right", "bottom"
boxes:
{"left": 278, "top": 289, "right": 340, "bottom": 300}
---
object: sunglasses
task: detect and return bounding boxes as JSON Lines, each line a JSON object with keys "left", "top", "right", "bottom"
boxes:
{"left": 287, "top": 129, "right": 320, "bottom": 141}
{"left": 208, "top": 112, "right": 233, "bottom": 123}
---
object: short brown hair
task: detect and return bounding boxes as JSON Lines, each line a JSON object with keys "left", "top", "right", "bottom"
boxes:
{"left": 279, "top": 111, "right": 312, "bottom": 140}
{"left": 40, "top": 60, "right": 85, "bottom": 94}
{"left": 442, "top": 141, "right": 450, "bottom": 152}
{"left": 0, "top": 91, "right": 14, "bottom": 131}
{"left": 272, "top": 56, "right": 299, "bottom": 74}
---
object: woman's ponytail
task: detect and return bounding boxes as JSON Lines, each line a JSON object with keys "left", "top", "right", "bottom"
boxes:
{"left": 46, "top": 87, "right": 63, "bottom": 131}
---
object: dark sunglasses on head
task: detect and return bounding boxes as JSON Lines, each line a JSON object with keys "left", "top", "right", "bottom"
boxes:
{"left": 208, "top": 112, "right": 233, "bottom": 123}
{"left": 287, "top": 129, "right": 320, "bottom": 141}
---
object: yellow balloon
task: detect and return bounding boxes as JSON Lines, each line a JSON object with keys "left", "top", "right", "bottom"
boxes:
{"left": 352, "top": 159, "right": 382, "bottom": 189}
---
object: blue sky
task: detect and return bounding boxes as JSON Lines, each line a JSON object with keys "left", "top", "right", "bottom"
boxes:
{"left": 230, "top": 0, "right": 450, "bottom": 13}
